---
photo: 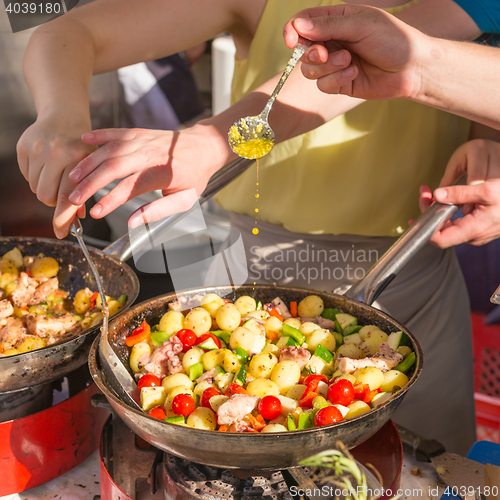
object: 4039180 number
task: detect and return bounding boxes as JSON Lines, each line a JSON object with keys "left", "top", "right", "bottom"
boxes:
{"left": 5, "top": 2, "right": 61, "bottom": 14}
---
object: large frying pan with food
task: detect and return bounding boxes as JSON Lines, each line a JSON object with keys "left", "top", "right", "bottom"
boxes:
{"left": 0, "top": 236, "right": 140, "bottom": 391}
{"left": 88, "top": 195, "right": 461, "bottom": 470}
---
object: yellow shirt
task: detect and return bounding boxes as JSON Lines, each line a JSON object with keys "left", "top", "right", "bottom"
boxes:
{"left": 216, "top": 0, "right": 471, "bottom": 237}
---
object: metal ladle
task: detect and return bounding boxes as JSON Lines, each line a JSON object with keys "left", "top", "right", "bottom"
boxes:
{"left": 71, "top": 219, "right": 141, "bottom": 411}
{"left": 228, "top": 37, "right": 312, "bottom": 160}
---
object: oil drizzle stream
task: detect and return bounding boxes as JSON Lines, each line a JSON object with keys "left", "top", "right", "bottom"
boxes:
{"left": 253, "top": 160, "right": 260, "bottom": 235}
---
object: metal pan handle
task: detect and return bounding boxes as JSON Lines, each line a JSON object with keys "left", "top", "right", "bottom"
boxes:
{"left": 345, "top": 175, "right": 466, "bottom": 306}
{"left": 102, "top": 157, "right": 254, "bottom": 262}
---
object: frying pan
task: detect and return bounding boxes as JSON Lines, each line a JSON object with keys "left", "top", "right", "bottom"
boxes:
{"left": 0, "top": 236, "right": 139, "bottom": 391}
{"left": 88, "top": 195, "right": 462, "bottom": 469}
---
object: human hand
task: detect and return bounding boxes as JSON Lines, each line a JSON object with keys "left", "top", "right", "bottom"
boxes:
{"left": 283, "top": 4, "right": 427, "bottom": 100}
{"left": 419, "top": 139, "right": 500, "bottom": 247}
{"left": 16, "top": 114, "right": 94, "bottom": 238}
{"left": 67, "top": 124, "right": 230, "bottom": 229}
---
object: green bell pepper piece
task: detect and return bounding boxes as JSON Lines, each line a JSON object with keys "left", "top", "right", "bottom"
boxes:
{"left": 286, "top": 336, "right": 300, "bottom": 347}
{"left": 394, "top": 352, "right": 416, "bottom": 373}
{"left": 234, "top": 364, "right": 247, "bottom": 386}
{"left": 189, "top": 362, "right": 204, "bottom": 381}
{"left": 211, "top": 330, "right": 232, "bottom": 344}
{"left": 164, "top": 415, "right": 185, "bottom": 424}
{"left": 150, "top": 330, "right": 172, "bottom": 347}
{"left": 256, "top": 301, "right": 263, "bottom": 310}
{"left": 287, "top": 414, "right": 296, "bottom": 431}
{"left": 321, "top": 308, "right": 339, "bottom": 321}
{"left": 282, "top": 324, "right": 305, "bottom": 345}
{"left": 117, "top": 294, "right": 128, "bottom": 305}
{"left": 297, "top": 411, "right": 313, "bottom": 430}
{"left": 235, "top": 347, "right": 248, "bottom": 364}
{"left": 314, "top": 344, "right": 334, "bottom": 364}
{"left": 343, "top": 325, "right": 363, "bottom": 336}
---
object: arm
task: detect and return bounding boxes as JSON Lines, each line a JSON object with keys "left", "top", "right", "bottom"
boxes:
{"left": 284, "top": 4, "right": 500, "bottom": 130}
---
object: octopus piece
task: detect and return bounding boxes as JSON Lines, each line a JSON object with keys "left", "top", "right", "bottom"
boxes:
{"left": 300, "top": 316, "right": 336, "bottom": 330}
{"left": 279, "top": 346, "right": 311, "bottom": 369}
{"left": 30, "top": 277, "right": 59, "bottom": 305}
{"left": 10, "top": 273, "right": 38, "bottom": 308}
{"left": 26, "top": 313, "right": 76, "bottom": 338}
{"left": 196, "top": 368, "right": 215, "bottom": 384}
{"left": 339, "top": 342, "right": 403, "bottom": 374}
{"left": 269, "top": 297, "right": 292, "bottom": 320}
{"left": 0, "top": 299, "right": 14, "bottom": 319}
{"left": 143, "top": 335, "right": 183, "bottom": 379}
{"left": 0, "top": 317, "right": 28, "bottom": 345}
{"left": 217, "top": 394, "right": 259, "bottom": 426}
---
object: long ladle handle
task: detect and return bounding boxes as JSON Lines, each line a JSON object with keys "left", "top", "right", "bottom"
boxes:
{"left": 345, "top": 174, "right": 466, "bottom": 306}
{"left": 103, "top": 156, "right": 254, "bottom": 262}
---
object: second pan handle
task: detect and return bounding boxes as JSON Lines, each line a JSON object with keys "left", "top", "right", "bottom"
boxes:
{"left": 345, "top": 175, "right": 466, "bottom": 306}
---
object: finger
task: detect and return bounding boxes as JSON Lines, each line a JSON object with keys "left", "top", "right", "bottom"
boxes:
{"left": 16, "top": 140, "right": 29, "bottom": 181}
{"left": 53, "top": 167, "right": 82, "bottom": 238}
{"left": 36, "top": 160, "right": 66, "bottom": 207}
{"left": 314, "top": 65, "right": 358, "bottom": 95}
{"left": 430, "top": 214, "right": 486, "bottom": 248}
{"left": 69, "top": 152, "right": 147, "bottom": 205}
{"left": 418, "top": 185, "right": 433, "bottom": 213}
{"left": 81, "top": 128, "right": 143, "bottom": 146}
{"left": 462, "top": 203, "right": 474, "bottom": 216}
{"left": 77, "top": 204, "right": 86, "bottom": 218}
{"left": 127, "top": 189, "right": 198, "bottom": 229}
{"left": 434, "top": 183, "right": 496, "bottom": 205}
{"left": 69, "top": 140, "right": 138, "bottom": 183}
{"left": 302, "top": 49, "right": 352, "bottom": 78}
{"left": 440, "top": 141, "right": 488, "bottom": 187}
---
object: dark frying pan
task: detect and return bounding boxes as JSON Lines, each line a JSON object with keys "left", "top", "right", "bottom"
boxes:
{"left": 88, "top": 196, "right": 461, "bottom": 469}
{"left": 0, "top": 236, "right": 139, "bottom": 391}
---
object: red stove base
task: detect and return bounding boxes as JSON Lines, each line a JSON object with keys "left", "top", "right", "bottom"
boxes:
{"left": 99, "top": 418, "right": 403, "bottom": 500}
{"left": 0, "top": 382, "right": 109, "bottom": 496}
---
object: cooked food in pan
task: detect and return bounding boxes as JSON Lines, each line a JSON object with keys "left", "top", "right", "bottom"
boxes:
{"left": 127, "top": 293, "right": 416, "bottom": 432}
{"left": 0, "top": 246, "right": 126, "bottom": 356}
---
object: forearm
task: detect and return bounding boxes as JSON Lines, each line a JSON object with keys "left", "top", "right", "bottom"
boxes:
{"left": 24, "top": 19, "right": 95, "bottom": 119}
{"left": 415, "top": 38, "right": 500, "bottom": 130}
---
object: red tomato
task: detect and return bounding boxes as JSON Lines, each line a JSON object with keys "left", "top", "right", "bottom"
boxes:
{"left": 224, "top": 383, "right": 247, "bottom": 397}
{"left": 138, "top": 374, "right": 161, "bottom": 391}
{"left": 314, "top": 406, "right": 343, "bottom": 427}
{"left": 303, "top": 374, "right": 328, "bottom": 387}
{"left": 222, "top": 298, "right": 231, "bottom": 303}
{"left": 327, "top": 379, "right": 355, "bottom": 406}
{"left": 195, "top": 333, "right": 221, "bottom": 349}
{"left": 176, "top": 329, "right": 197, "bottom": 352}
{"left": 147, "top": 405, "right": 166, "bottom": 420}
{"left": 172, "top": 394, "right": 196, "bottom": 417}
{"left": 258, "top": 396, "right": 282, "bottom": 420}
{"left": 201, "top": 387, "right": 222, "bottom": 408}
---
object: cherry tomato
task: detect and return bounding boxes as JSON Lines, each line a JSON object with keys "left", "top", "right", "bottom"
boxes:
{"left": 201, "top": 387, "right": 222, "bottom": 408}
{"left": 327, "top": 379, "right": 355, "bottom": 406}
{"left": 195, "top": 333, "right": 221, "bottom": 349}
{"left": 172, "top": 394, "right": 196, "bottom": 417}
{"left": 258, "top": 395, "right": 282, "bottom": 420}
{"left": 303, "top": 374, "right": 328, "bottom": 387}
{"left": 176, "top": 329, "right": 197, "bottom": 352}
{"left": 224, "top": 383, "right": 247, "bottom": 397}
{"left": 314, "top": 406, "right": 343, "bottom": 427}
{"left": 138, "top": 374, "right": 162, "bottom": 391}
{"left": 222, "top": 298, "right": 231, "bottom": 303}
{"left": 147, "top": 405, "right": 166, "bottom": 420}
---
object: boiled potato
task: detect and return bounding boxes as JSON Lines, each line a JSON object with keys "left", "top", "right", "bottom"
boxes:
{"left": 31, "top": 257, "right": 59, "bottom": 279}
{"left": 2, "top": 247, "right": 23, "bottom": 268}
{"left": 336, "top": 344, "right": 364, "bottom": 359}
{"left": 201, "top": 348, "right": 225, "bottom": 371}
{"left": 249, "top": 352, "right": 278, "bottom": 378}
{"left": 286, "top": 384, "right": 307, "bottom": 401}
{"left": 270, "top": 360, "right": 301, "bottom": 394}
{"left": 353, "top": 367, "right": 384, "bottom": 390}
{"left": 184, "top": 307, "right": 211, "bottom": 336}
{"left": 234, "top": 295, "right": 257, "bottom": 315}
{"left": 300, "top": 322, "right": 321, "bottom": 335}
{"left": 90, "top": 313, "right": 104, "bottom": 328}
{"left": 108, "top": 299, "right": 123, "bottom": 317}
{"left": 297, "top": 295, "right": 324, "bottom": 318}
{"left": 2, "top": 348, "right": 20, "bottom": 356}
{"left": 73, "top": 289, "right": 91, "bottom": 315}
{"left": 187, "top": 407, "right": 217, "bottom": 430}
{"left": 242, "top": 319, "right": 262, "bottom": 337}
{"left": 209, "top": 395, "right": 228, "bottom": 412}
{"left": 379, "top": 370, "right": 409, "bottom": 393}
{"left": 222, "top": 350, "right": 241, "bottom": 374}
{"left": 200, "top": 293, "right": 225, "bottom": 318}
{"left": 0, "top": 259, "right": 19, "bottom": 279}
{"left": 13, "top": 306, "right": 28, "bottom": 318}
{"left": 141, "top": 387, "right": 166, "bottom": 412}
{"left": 193, "top": 380, "right": 215, "bottom": 397}
{"left": 229, "top": 327, "right": 255, "bottom": 351}
{"left": 215, "top": 303, "right": 241, "bottom": 331}
{"left": 277, "top": 395, "right": 298, "bottom": 416}
{"left": 262, "top": 342, "right": 280, "bottom": 356}
{"left": 264, "top": 317, "right": 282, "bottom": 336}
{"left": 261, "top": 424, "right": 287, "bottom": 433}
{"left": 182, "top": 347, "right": 204, "bottom": 372}
{"left": 345, "top": 400, "right": 371, "bottom": 419}
{"left": 307, "top": 329, "right": 336, "bottom": 352}
{"left": 246, "top": 378, "right": 280, "bottom": 398}
{"left": 162, "top": 373, "right": 194, "bottom": 394}
{"left": 283, "top": 318, "right": 301, "bottom": 329}
{"left": 244, "top": 310, "right": 270, "bottom": 321}
{"left": 17, "top": 336, "right": 46, "bottom": 353}
{"left": 358, "top": 325, "right": 381, "bottom": 340}
{"left": 4, "top": 281, "right": 17, "bottom": 296}
{"left": 335, "top": 373, "right": 357, "bottom": 385}
{"left": 130, "top": 341, "right": 152, "bottom": 373}
{"left": 397, "top": 346, "right": 412, "bottom": 358}
{"left": 95, "top": 294, "right": 111, "bottom": 310}
{"left": 359, "top": 330, "right": 389, "bottom": 356}
{"left": 159, "top": 310, "right": 185, "bottom": 335}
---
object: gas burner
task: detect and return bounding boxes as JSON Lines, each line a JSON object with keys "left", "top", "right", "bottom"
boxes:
{"left": 98, "top": 414, "right": 404, "bottom": 500}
